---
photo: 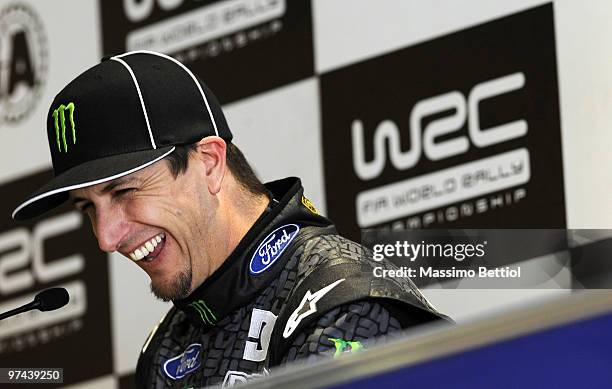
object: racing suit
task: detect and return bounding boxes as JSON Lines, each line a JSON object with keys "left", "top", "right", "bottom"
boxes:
{"left": 135, "top": 177, "right": 447, "bottom": 388}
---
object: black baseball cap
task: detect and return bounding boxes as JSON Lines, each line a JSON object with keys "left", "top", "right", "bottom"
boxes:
{"left": 12, "top": 50, "right": 232, "bottom": 220}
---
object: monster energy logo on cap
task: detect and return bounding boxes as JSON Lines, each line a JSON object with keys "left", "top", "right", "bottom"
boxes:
{"left": 189, "top": 299, "right": 217, "bottom": 325}
{"left": 52, "top": 102, "right": 76, "bottom": 153}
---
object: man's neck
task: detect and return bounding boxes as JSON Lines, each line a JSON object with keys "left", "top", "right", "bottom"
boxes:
{"left": 224, "top": 190, "right": 270, "bottom": 257}
{"left": 196, "top": 180, "right": 270, "bottom": 288}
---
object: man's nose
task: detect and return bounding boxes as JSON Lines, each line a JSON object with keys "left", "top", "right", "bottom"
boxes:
{"left": 92, "top": 205, "right": 129, "bottom": 253}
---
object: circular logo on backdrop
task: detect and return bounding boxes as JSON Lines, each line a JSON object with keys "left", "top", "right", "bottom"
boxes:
{"left": 0, "top": 3, "right": 48, "bottom": 125}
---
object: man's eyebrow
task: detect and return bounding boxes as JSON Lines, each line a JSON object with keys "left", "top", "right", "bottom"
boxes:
{"left": 101, "top": 176, "right": 140, "bottom": 194}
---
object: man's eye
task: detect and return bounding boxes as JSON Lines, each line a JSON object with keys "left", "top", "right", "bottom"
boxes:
{"left": 115, "top": 188, "right": 136, "bottom": 197}
{"left": 78, "top": 203, "right": 93, "bottom": 213}
{"left": 116, "top": 188, "right": 134, "bottom": 194}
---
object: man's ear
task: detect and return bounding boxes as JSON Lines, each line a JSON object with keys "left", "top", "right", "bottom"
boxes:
{"left": 193, "top": 136, "right": 227, "bottom": 194}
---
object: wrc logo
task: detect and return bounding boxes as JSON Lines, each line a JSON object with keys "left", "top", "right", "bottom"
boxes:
{"left": 52, "top": 102, "right": 76, "bottom": 153}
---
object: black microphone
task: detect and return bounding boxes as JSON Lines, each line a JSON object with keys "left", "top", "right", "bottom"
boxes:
{"left": 0, "top": 287, "right": 70, "bottom": 321}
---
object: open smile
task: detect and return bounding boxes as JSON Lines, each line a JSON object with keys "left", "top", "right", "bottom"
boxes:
{"left": 129, "top": 233, "right": 166, "bottom": 262}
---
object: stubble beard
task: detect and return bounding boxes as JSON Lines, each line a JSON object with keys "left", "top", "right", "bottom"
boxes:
{"left": 150, "top": 263, "right": 193, "bottom": 302}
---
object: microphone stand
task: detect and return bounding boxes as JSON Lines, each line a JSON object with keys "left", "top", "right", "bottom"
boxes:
{"left": 0, "top": 300, "right": 40, "bottom": 321}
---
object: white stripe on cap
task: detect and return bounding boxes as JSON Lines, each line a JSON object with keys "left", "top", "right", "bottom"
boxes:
{"left": 115, "top": 50, "right": 219, "bottom": 137}
{"left": 110, "top": 56, "right": 157, "bottom": 149}
{"left": 11, "top": 147, "right": 176, "bottom": 220}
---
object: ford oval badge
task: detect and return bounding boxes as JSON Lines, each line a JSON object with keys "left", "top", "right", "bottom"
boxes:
{"left": 162, "top": 343, "right": 202, "bottom": 380}
{"left": 249, "top": 224, "right": 300, "bottom": 275}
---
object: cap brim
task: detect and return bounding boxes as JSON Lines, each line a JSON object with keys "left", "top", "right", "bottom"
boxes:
{"left": 12, "top": 146, "right": 176, "bottom": 220}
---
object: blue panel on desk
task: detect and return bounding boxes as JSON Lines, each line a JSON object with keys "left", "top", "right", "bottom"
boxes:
{"left": 329, "top": 312, "right": 612, "bottom": 389}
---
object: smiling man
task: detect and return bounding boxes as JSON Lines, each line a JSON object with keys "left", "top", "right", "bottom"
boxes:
{"left": 68, "top": 137, "right": 269, "bottom": 303}
{"left": 12, "top": 51, "right": 448, "bottom": 388}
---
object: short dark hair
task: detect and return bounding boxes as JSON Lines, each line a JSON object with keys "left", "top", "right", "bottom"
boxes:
{"left": 165, "top": 141, "right": 267, "bottom": 196}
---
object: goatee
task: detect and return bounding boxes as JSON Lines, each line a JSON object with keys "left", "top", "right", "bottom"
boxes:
{"left": 150, "top": 266, "right": 192, "bottom": 302}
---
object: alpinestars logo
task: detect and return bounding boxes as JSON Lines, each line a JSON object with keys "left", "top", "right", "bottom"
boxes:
{"left": 283, "top": 279, "right": 345, "bottom": 338}
{"left": 52, "top": 102, "right": 76, "bottom": 153}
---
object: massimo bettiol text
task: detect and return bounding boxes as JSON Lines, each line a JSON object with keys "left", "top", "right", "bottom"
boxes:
{"left": 371, "top": 240, "right": 521, "bottom": 280}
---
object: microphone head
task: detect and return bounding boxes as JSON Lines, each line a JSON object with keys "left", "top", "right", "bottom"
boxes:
{"left": 34, "top": 288, "right": 70, "bottom": 312}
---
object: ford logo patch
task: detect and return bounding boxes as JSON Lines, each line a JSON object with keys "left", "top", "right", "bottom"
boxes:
{"left": 162, "top": 343, "right": 202, "bottom": 380}
{"left": 249, "top": 224, "right": 300, "bottom": 275}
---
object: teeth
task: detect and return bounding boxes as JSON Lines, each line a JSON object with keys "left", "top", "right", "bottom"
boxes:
{"left": 129, "top": 233, "right": 165, "bottom": 262}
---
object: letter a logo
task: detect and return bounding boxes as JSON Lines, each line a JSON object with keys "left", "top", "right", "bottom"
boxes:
{"left": 52, "top": 102, "right": 76, "bottom": 153}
